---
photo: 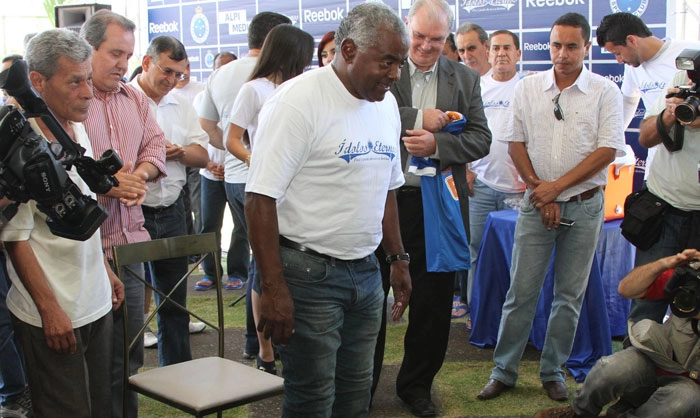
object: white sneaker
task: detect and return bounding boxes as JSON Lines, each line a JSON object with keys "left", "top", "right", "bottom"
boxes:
{"left": 143, "top": 331, "right": 158, "bottom": 348}
{"left": 189, "top": 321, "right": 206, "bottom": 334}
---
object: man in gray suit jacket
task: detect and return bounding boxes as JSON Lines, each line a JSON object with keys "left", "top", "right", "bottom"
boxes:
{"left": 371, "top": 0, "right": 491, "bottom": 416}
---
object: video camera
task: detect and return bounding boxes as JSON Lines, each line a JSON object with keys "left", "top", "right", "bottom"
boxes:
{"left": 667, "top": 49, "right": 700, "bottom": 124}
{"left": 664, "top": 261, "right": 700, "bottom": 318}
{"left": 0, "top": 59, "right": 122, "bottom": 241}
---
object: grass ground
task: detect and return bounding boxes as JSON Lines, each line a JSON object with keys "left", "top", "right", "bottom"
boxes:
{"left": 135, "top": 281, "right": 623, "bottom": 418}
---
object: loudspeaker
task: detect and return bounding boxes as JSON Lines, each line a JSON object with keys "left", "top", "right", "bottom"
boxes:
{"left": 55, "top": 4, "right": 111, "bottom": 32}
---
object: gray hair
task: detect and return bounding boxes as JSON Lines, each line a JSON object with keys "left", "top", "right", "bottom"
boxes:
{"left": 408, "top": 0, "right": 454, "bottom": 31}
{"left": 146, "top": 36, "right": 188, "bottom": 62}
{"left": 26, "top": 29, "right": 92, "bottom": 78}
{"left": 335, "top": 3, "right": 407, "bottom": 53}
{"left": 80, "top": 10, "right": 135, "bottom": 50}
{"left": 456, "top": 22, "right": 488, "bottom": 43}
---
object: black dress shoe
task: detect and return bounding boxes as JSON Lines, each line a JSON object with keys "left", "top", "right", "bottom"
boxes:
{"left": 477, "top": 379, "right": 512, "bottom": 400}
{"left": 402, "top": 397, "right": 436, "bottom": 417}
{"left": 543, "top": 380, "right": 569, "bottom": 401}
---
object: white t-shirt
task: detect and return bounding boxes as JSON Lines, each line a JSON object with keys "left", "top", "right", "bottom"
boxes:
{"left": 130, "top": 78, "right": 208, "bottom": 207}
{"left": 646, "top": 70, "right": 700, "bottom": 211}
{"left": 174, "top": 80, "right": 205, "bottom": 104}
{"left": 621, "top": 38, "right": 700, "bottom": 110}
{"left": 229, "top": 77, "right": 277, "bottom": 151}
{"left": 197, "top": 56, "right": 258, "bottom": 184}
{"left": 621, "top": 39, "right": 700, "bottom": 179}
{"left": 471, "top": 72, "right": 526, "bottom": 193}
{"left": 507, "top": 67, "right": 626, "bottom": 201}
{"left": 246, "top": 65, "right": 405, "bottom": 259}
{"left": 1, "top": 121, "right": 112, "bottom": 329}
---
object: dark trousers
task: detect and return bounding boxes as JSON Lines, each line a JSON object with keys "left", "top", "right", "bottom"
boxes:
{"left": 372, "top": 189, "right": 455, "bottom": 402}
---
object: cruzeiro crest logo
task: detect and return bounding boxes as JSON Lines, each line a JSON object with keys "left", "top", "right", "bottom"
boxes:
{"left": 191, "top": 6, "right": 210, "bottom": 44}
{"left": 610, "top": 0, "right": 648, "bottom": 16}
{"left": 335, "top": 139, "right": 397, "bottom": 163}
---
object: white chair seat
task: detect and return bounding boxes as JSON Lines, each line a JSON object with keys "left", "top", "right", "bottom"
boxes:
{"left": 129, "top": 357, "right": 284, "bottom": 414}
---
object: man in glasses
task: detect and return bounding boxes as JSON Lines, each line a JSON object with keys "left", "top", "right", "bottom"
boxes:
{"left": 373, "top": 0, "right": 491, "bottom": 416}
{"left": 478, "top": 12, "right": 625, "bottom": 402}
{"left": 129, "top": 36, "right": 208, "bottom": 366}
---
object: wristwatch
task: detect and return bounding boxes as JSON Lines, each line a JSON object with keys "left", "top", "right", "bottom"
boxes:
{"left": 385, "top": 253, "right": 410, "bottom": 264}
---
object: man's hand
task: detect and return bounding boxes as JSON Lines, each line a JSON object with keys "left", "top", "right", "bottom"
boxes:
{"left": 403, "top": 129, "right": 437, "bottom": 157}
{"left": 661, "top": 249, "right": 700, "bottom": 270}
{"left": 41, "top": 305, "right": 76, "bottom": 354}
{"left": 105, "top": 161, "right": 149, "bottom": 206}
{"left": 466, "top": 168, "right": 477, "bottom": 197}
{"left": 664, "top": 86, "right": 700, "bottom": 129}
{"left": 539, "top": 202, "right": 561, "bottom": 230}
{"left": 257, "top": 280, "right": 295, "bottom": 345}
{"left": 389, "top": 261, "right": 411, "bottom": 321}
{"left": 206, "top": 161, "right": 225, "bottom": 180}
{"left": 106, "top": 262, "right": 124, "bottom": 310}
{"left": 528, "top": 178, "right": 562, "bottom": 209}
{"left": 422, "top": 108, "right": 449, "bottom": 132}
{"left": 165, "top": 142, "right": 186, "bottom": 161}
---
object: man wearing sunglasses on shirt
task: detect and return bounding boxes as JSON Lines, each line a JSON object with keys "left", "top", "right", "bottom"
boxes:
{"left": 478, "top": 12, "right": 626, "bottom": 402}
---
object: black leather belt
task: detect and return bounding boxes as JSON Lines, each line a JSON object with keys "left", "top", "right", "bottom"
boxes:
{"left": 142, "top": 203, "right": 176, "bottom": 214}
{"left": 279, "top": 236, "right": 371, "bottom": 263}
{"left": 567, "top": 186, "right": 601, "bottom": 202}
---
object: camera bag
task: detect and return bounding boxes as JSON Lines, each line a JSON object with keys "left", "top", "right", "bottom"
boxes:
{"left": 620, "top": 188, "right": 669, "bottom": 250}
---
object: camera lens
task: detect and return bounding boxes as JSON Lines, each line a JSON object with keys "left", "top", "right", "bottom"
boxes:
{"left": 672, "top": 288, "right": 700, "bottom": 316}
{"left": 675, "top": 95, "right": 700, "bottom": 124}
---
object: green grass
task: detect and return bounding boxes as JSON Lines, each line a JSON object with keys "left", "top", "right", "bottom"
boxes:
{"left": 139, "top": 295, "right": 619, "bottom": 417}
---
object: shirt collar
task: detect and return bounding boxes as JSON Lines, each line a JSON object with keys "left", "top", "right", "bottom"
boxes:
{"left": 543, "top": 65, "right": 592, "bottom": 95}
{"left": 408, "top": 57, "right": 439, "bottom": 79}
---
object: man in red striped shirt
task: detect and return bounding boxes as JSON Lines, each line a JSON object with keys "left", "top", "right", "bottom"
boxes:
{"left": 80, "top": 10, "right": 166, "bottom": 418}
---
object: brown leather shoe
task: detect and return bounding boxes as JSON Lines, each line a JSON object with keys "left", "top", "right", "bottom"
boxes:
{"left": 477, "top": 379, "right": 512, "bottom": 400}
{"left": 543, "top": 380, "right": 569, "bottom": 401}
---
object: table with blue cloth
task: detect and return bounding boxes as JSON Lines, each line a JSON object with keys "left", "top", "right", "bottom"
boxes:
{"left": 469, "top": 210, "right": 636, "bottom": 381}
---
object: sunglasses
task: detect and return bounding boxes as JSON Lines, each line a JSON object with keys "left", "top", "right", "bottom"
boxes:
{"left": 553, "top": 93, "right": 564, "bottom": 121}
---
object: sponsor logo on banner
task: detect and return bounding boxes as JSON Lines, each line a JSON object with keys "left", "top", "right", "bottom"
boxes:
{"left": 149, "top": 21, "right": 179, "bottom": 35}
{"left": 190, "top": 6, "right": 210, "bottom": 44}
{"left": 610, "top": 0, "right": 648, "bottom": 16}
{"left": 525, "top": 0, "right": 584, "bottom": 6}
{"left": 303, "top": 7, "right": 345, "bottom": 23}
{"left": 219, "top": 10, "right": 248, "bottom": 35}
{"left": 461, "top": 0, "right": 517, "bottom": 13}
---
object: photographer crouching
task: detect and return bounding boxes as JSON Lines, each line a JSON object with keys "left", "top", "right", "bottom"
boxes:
{"left": 623, "top": 49, "right": 700, "bottom": 325}
{"left": 534, "top": 249, "right": 700, "bottom": 418}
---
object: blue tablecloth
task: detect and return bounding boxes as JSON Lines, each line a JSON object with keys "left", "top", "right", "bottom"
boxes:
{"left": 469, "top": 210, "right": 635, "bottom": 381}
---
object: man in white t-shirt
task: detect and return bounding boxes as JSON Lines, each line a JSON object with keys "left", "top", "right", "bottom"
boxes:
{"left": 597, "top": 12, "right": 700, "bottom": 324}
{"left": 464, "top": 30, "right": 526, "bottom": 319}
{"left": 196, "top": 10, "right": 291, "bottom": 360}
{"left": 130, "top": 36, "right": 208, "bottom": 366}
{"left": 245, "top": 4, "right": 411, "bottom": 416}
{"left": 1, "top": 28, "right": 124, "bottom": 417}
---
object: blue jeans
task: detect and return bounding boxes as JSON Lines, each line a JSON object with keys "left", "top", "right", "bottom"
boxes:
{"left": 491, "top": 190, "right": 604, "bottom": 385}
{"left": 223, "top": 182, "right": 250, "bottom": 281}
{"left": 572, "top": 348, "right": 700, "bottom": 418}
{"left": 277, "top": 247, "right": 383, "bottom": 418}
{"left": 629, "top": 211, "right": 689, "bottom": 323}
{"left": 199, "top": 176, "right": 236, "bottom": 280}
{"left": 0, "top": 252, "right": 26, "bottom": 404}
{"left": 143, "top": 196, "right": 191, "bottom": 367}
{"left": 467, "top": 179, "right": 524, "bottom": 306}
{"left": 110, "top": 262, "right": 144, "bottom": 418}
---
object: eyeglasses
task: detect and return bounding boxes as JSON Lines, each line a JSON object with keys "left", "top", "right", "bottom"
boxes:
{"left": 154, "top": 62, "right": 186, "bottom": 81}
{"left": 553, "top": 93, "right": 564, "bottom": 121}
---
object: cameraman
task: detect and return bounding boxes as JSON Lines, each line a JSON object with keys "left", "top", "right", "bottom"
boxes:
{"left": 0, "top": 29, "right": 124, "bottom": 417}
{"left": 631, "top": 69, "right": 700, "bottom": 325}
{"left": 533, "top": 249, "right": 700, "bottom": 418}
